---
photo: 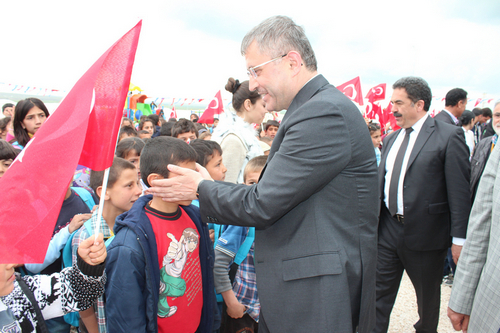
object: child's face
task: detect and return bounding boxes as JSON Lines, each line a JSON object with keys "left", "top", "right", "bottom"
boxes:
{"left": 371, "top": 130, "right": 382, "bottom": 148}
{"left": 0, "top": 264, "right": 16, "bottom": 296}
{"left": 106, "top": 168, "right": 142, "bottom": 214}
{"left": 143, "top": 121, "right": 155, "bottom": 134}
{"left": 244, "top": 169, "right": 262, "bottom": 185}
{"left": 205, "top": 150, "right": 227, "bottom": 181}
{"left": 265, "top": 125, "right": 279, "bottom": 139}
{"left": 124, "top": 150, "right": 141, "bottom": 180}
{"left": 168, "top": 160, "right": 196, "bottom": 206}
{"left": 176, "top": 131, "right": 197, "bottom": 143}
{"left": 0, "top": 159, "right": 13, "bottom": 178}
{"left": 22, "top": 106, "right": 47, "bottom": 135}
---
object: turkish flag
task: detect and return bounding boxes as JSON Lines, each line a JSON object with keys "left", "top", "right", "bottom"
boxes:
{"left": 198, "top": 90, "right": 224, "bottom": 124}
{"left": 365, "top": 83, "right": 386, "bottom": 103}
{"left": 337, "top": 76, "right": 364, "bottom": 106}
{"left": 0, "top": 21, "right": 142, "bottom": 263}
{"left": 170, "top": 106, "right": 178, "bottom": 119}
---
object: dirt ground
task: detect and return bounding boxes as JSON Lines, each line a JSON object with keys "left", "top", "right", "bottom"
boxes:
{"left": 389, "top": 272, "right": 455, "bottom": 332}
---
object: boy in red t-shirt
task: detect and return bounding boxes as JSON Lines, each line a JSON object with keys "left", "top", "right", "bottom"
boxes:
{"left": 105, "top": 137, "right": 216, "bottom": 333}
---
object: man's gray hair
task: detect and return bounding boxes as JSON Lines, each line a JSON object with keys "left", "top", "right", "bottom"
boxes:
{"left": 393, "top": 76, "right": 432, "bottom": 112}
{"left": 241, "top": 16, "right": 317, "bottom": 71}
{"left": 494, "top": 99, "right": 500, "bottom": 109}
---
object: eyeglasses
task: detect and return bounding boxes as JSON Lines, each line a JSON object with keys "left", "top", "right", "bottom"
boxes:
{"left": 247, "top": 54, "right": 287, "bottom": 79}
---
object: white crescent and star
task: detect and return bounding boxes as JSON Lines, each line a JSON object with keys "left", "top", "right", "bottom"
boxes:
{"left": 343, "top": 84, "right": 357, "bottom": 100}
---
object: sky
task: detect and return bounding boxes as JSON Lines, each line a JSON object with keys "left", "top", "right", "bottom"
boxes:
{"left": 1, "top": 0, "right": 499, "bottom": 110}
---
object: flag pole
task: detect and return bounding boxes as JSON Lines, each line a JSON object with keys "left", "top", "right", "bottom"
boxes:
{"left": 94, "top": 117, "right": 123, "bottom": 241}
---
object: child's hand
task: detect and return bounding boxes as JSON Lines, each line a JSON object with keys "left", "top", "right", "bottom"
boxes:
{"left": 68, "top": 213, "right": 92, "bottom": 233}
{"left": 226, "top": 301, "right": 246, "bottom": 319}
{"left": 209, "top": 229, "right": 215, "bottom": 243}
{"left": 78, "top": 233, "right": 106, "bottom": 266}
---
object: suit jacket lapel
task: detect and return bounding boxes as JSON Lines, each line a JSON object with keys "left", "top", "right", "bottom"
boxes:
{"left": 406, "top": 116, "right": 435, "bottom": 171}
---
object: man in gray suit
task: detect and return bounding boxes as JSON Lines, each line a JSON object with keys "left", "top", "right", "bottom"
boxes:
{"left": 448, "top": 138, "right": 500, "bottom": 332}
{"left": 147, "top": 16, "right": 379, "bottom": 333}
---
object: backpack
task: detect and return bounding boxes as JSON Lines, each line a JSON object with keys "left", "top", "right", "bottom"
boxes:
{"left": 213, "top": 225, "right": 255, "bottom": 303}
{"left": 61, "top": 218, "right": 114, "bottom": 327}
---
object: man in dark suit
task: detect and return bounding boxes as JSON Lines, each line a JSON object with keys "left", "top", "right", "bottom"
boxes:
{"left": 373, "top": 77, "right": 471, "bottom": 333}
{"left": 433, "top": 88, "right": 467, "bottom": 125}
{"left": 147, "top": 16, "right": 379, "bottom": 333}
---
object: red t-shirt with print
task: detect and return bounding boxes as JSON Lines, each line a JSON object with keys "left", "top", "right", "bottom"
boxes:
{"left": 146, "top": 204, "right": 203, "bottom": 333}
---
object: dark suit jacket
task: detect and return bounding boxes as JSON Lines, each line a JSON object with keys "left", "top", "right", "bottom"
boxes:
{"left": 434, "top": 110, "right": 457, "bottom": 125}
{"left": 379, "top": 116, "right": 471, "bottom": 251}
{"left": 199, "top": 75, "right": 379, "bottom": 332}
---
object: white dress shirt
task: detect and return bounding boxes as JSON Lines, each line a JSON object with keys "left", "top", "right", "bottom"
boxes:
{"left": 384, "top": 113, "right": 429, "bottom": 214}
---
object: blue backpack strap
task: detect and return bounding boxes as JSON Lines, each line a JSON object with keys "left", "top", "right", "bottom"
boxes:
{"left": 71, "top": 187, "right": 96, "bottom": 211}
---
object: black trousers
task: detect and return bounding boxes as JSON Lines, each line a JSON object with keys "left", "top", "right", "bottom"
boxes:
{"left": 372, "top": 206, "right": 447, "bottom": 333}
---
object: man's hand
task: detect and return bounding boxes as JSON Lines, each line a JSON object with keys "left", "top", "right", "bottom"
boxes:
{"left": 68, "top": 213, "right": 92, "bottom": 233}
{"left": 447, "top": 307, "right": 469, "bottom": 332}
{"left": 451, "top": 244, "right": 463, "bottom": 264}
{"left": 145, "top": 163, "right": 213, "bottom": 202}
{"left": 78, "top": 233, "right": 106, "bottom": 265}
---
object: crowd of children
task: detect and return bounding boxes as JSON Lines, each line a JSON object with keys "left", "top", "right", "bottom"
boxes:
{"left": 0, "top": 95, "right": 283, "bottom": 333}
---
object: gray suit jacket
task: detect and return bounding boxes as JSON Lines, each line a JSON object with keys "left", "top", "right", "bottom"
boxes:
{"left": 449, "top": 144, "right": 500, "bottom": 332}
{"left": 434, "top": 110, "right": 457, "bottom": 125}
{"left": 199, "top": 75, "right": 379, "bottom": 332}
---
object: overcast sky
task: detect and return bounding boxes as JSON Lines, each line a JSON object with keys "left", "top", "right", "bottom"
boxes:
{"left": 1, "top": 0, "right": 499, "bottom": 109}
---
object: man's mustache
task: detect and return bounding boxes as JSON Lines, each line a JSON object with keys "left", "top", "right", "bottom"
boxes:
{"left": 393, "top": 112, "right": 402, "bottom": 117}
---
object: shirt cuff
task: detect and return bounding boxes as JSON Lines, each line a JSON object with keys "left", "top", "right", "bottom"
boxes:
{"left": 452, "top": 237, "right": 466, "bottom": 246}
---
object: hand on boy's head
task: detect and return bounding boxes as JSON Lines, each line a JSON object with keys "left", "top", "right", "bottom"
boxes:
{"left": 68, "top": 213, "right": 92, "bottom": 233}
{"left": 145, "top": 163, "right": 213, "bottom": 202}
{"left": 78, "top": 233, "right": 106, "bottom": 266}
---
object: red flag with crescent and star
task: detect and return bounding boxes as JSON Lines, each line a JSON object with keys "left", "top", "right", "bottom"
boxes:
{"left": 198, "top": 90, "right": 224, "bottom": 124}
{"left": 365, "top": 83, "right": 386, "bottom": 120}
{"left": 0, "top": 21, "right": 142, "bottom": 263}
{"left": 336, "top": 76, "right": 364, "bottom": 106}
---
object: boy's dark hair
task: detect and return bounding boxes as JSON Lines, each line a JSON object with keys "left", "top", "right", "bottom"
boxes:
{"left": 0, "top": 139, "right": 18, "bottom": 160}
{"left": 0, "top": 117, "right": 11, "bottom": 133}
{"left": 140, "top": 137, "right": 197, "bottom": 187}
{"left": 137, "top": 130, "right": 150, "bottom": 135}
{"left": 243, "top": 155, "right": 268, "bottom": 181}
{"left": 159, "top": 122, "right": 175, "bottom": 136}
{"left": 147, "top": 114, "right": 160, "bottom": 126}
{"left": 172, "top": 119, "right": 198, "bottom": 138}
{"left": 367, "top": 121, "right": 381, "bottom": 134}
{"left": 2, "top": 103, "right": 14, "bottom": 112}
{"left": 168, "top": 117, "right": 177, "bottom": 123}
{"left": 116, "top": 137, "right": 145, "bottom": 159}
{"left": 265, "top": 120, "right": 280, "bottom": 131}
{"left": 90, "top": 157, "right": 136, "bottom": 196}
{"left": 189, "top": 139, "right": 222, "bottom": 167}
{"left": 119, "top": 126, "right": 138, "bottom": 138}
